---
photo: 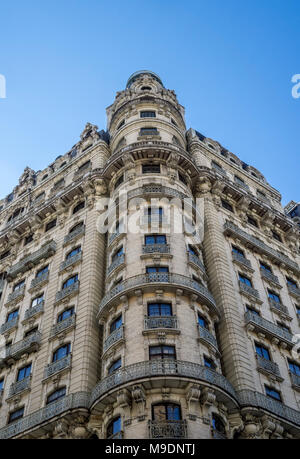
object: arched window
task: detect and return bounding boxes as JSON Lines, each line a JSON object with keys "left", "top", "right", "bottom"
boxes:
{"left": 66, "top": 246, "right": 81, "bottom": 259}
{"left": 152, "top": 403, "right": 181, "bottom": 422}
{"left": 52, "top": 343, "right": 71, "bottom": 363}
{"left": 46, "top": 387, "right": 66, "bottom": 405}
{"left": 108, "top": 358, "right": 121, "bottom": 375}
{"left": 141, "top": 86, "right": 152, "bottom": 91}
{"left": 107, "top": 416, "right": 122, "bottom": 439}
{"left": 62, "top": 275, "right": 78, "bottom": 290}
{"left": 212, "top": 413, "right": 226, "bottom": 438}
{"left": 73, "top": 201, "right": 85, "bottom": 215}
{"left": 69, "top": 222, "right": 84, "bottom": 234}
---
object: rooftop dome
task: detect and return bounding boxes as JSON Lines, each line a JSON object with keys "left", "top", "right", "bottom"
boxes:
{"left": 126, "top": 70, "right": 164, "bottom": 89}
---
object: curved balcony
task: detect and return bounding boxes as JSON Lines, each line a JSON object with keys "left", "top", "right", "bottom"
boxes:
{"left": 198, "top": 325, "right": 219, "bottom": 354}
{"left": 44, "top": 354, "right": 72, "bottom": 380}
{"left": 98, "top": 273, "right": 218, "bottom": 319}
{"left": 103, "top": 325, "right": 124, "bottom": 354}
{"left": 245, "top": 310, "right": 293, "bottom": 347}
{"left": 90, "top": 359, "right": 237, "bottom": 408}
{"left": 144, "top": 316, "right": 178, "bottom": 330}
{"left": 149, "top": 420, "right": 187, "bottom": 439}
{"left": 107, "top": 254, "right": 125, "bottom": 276}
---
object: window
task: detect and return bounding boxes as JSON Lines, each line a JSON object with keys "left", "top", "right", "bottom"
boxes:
{"left": 35, "top": 192, "right": 45, "bottom": 201}
{"left": 272, "top": 231, "right": 282, "bottom": 242}
{"left": 14, "top": 279, "right": 25, "bottom": 291}
{"left": 212, "top": 414, "right": 226, "bottom": 434}
{"left": 66, "top": 247, "right": 81, "bottom": 259}
{"left": 192, "top": 275, "right": 202, "bottom": 286}
{"left": 288, "top": 360, "right": 300, "bottom": 376}
{"left": 45, "top": 219, "right": 57, "bottom": 232}
{"left": 42, "top": 174, "right": 48, "bottom": 181}
{"left": 108, "top": 358, "right": 122, "bottom": 375}
{"left": 140, "top": 111, "right": 156, "bottom": 118}
{"left": 246, "top": 305, "right": 260, "bottom": 315}
{"left": 268, "top": 290, "right": 281, "bottom": 303}
{"left": 142, "top": 164, "right": 161, "bottom": 174}
{"left": 31, "top": 294, "right": 44, "bottom": 307}
{"left": 255, "top": 343, "right": 271, "bottom": 361}
{"left": 107, "top": 417, "right": 121, "bottom": 439}
{"left": 221, "top": 200, "right": 234, "bottom": 213}
{"left": 112, "top": 246, "right": 124, "bottom": 263}
{"left": 146, "top": 266, "right": 169, "bottom": 274}
{"left": 117, "top": 120, "right": 125, "bottom": 129}
{"left": 0, "top": 379, "right": 3, "bottom": 391}
{"left": 36, "top": 265, "right": 49, "bottom": 278}
{"left": 46, "top": 387, "right": 66, "bottom": 405}
{"left": 178, "top": 173, "right": 187, "bottom": 185}
{"left": 232, "top": 245, "right": 245, "bottom": 257}
{"left": 234, "top": 176, "right": 245, "bottom": 186}
{"left": 17, "top": 364, "right": 32, "bottom": 382}
{"left": 152, "top": 403, "right": 181, "bottom": 422}
{"left": 145, "top": 235, "right": 166, "bottom": 245}
{"left": 296, "top": 306, "right": 300, "bottom": 317}
{"left": 247, "top": 216, "right": 258, "bottom": 228}
{"left": 286, "top": 277, "right": 298, "bottom": 288}
{"left": 260, "top": 261, "right": 272, "bottom": 273}
{"left": 141, "top": 86, "right": 152, "bottom": 91}
{"left": 0, "top": 251, "right": 10, "bottom": 260}
{"left": 8, "top": 407, "right": 24, "bottom": 424}
{"left": 145, "top": 206, "right": 163, "bottom": 221}
{"left": 7, "top": 310, "right": 18, "bottom": 322}
{"left": 52, "top": 344, "right": 71, "bottom": 362}
{"left": 78, "top": 160, "right": 91, "bottom": 172}
{"left": 212, "top": 161, "right": 224, "bottom": 173}
{"left": 140, "top": 127, "right": 159, "bottom": 136}
{"left": 188, "top": 245, "right": 199, "bottom": 257}
{"left": 114, "top": 175, "right": 124, "bottom": 189}
{"left": 58, "top": 307, "right": 74, "bottom": 323}
{"left": 73, "top": 201, "right": 85, "bottom": 214}
{"left": 62, "top": 275, "right": 78, "bottom": 290}
{"left": 239, "top": 274, "right": 252, "bottom": 287}
{"left": 110, "top": 315, "right": 122, "bottom": 334}
{"left": 265, "top": 386, "right": 281, "bottom": 402}
{"left": 149, "top": 345, "right": 176, "bottom": 360}
{"left": 24, "top": 234, "right": 33, "bottom": 246}
{"left": 171, "top": 118, "right": 178, "bottom": 127}
{"left": 24, "top": 327, "right": 38, "bottom": 337}
{"left": 198, "top": 314, "right": 208, "bottom": 329}
{"left": 276, "top": 322, "right": 291, "bottom": 333}
{"left": 204, "top": 356, "right": 216, "bottom": 369}
{"left": 69, "top": 148, "right": 77, "bottom": 159}
{"left": 148, "top": 303, "right": 172, "bottom": 317}
{"left": 69, "top": 222, "right": 84, "bottom": 234}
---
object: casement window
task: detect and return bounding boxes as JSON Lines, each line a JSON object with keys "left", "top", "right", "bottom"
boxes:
{"left": 73, "top": 201, "right": 85, "bottom": 214}
{"left": 8, "top": 407, "right": 24, "bottom": 424}
{"left": 17, "top": 364, "right": 32, "bottom": 382}
{"left": 52, "top": 344, "right": 71, "bottom": 362}
{"left": 221, "top": 200, "right": 234, "bottom": 213}
{"left": 6, "top": 309, "right": 18, "bottom": 322}
{"left": 268, "top": 290, "right": 281, "bottom": 303}
{"left": 286, "top": 277, "right": 298, "bottom": 288}
{"left": 149, "top": 345, "right": 176, "bottom": 360}
{"left": 148, "top": 303, "right": 172, "bottom": 317}
{"left": 260, "top": 261, "right": 272, "bottom": 273}
{"left": 108, "top": 358, "right": 122, "bottom": 375}
{"left": 111, "top": 246, "right": 124, "bottom": 263}
{"left": 239, "top": 274, "right": 252, "bottom": 287}
{"left": 265, "top": 385, "right": 281, "bottom": 402}
{"left": 152, "top": 403, "right": 181, "bottom": 421}
{"left": 13, "top": 280, "right": 25, "bottom": 291}
{"left": 62, "top": 275, "right": 78, "bottom": 290}
{"left": 36, "top": 265, "right": 49, "bottom": 278}
{"left": 146, "top": 266, "right": 169, "bottom": 274}
{"left": 198, "top": 314, "right": 208, "bottom": 329}
{"left": 247, "top": 216, "right": 258, "bottom": 227}
{"left": 46, "top": 387, "right": 66, "bottom": 405}
{"left": 145, "top": 235, "right": 166, "bottom": 245}
{"left": 288, "top": 360, "right": 300, "bottom": 376}
{"left": 232, "top": 245, "right": 245, "bottom": 257}
{"left": 58, "top": 307, "right": 74, "bottom": 323}
{"left": 107, "top": 417, "right": 121, "bottom": 439}
{"left": 255, "top": 343, "right": 271, "bottom": 361}
{"left": 114, "top": 174, "right": 124, "bottom": 189}
{"left": 31, "top": 294, "right": 44, "bottom": 307}
{"left": 109, "top": 315, "right": 122, "bottom": 334}
{"left": 142, "top": 164, "right": 161, "bottom": 174}
{"left": 204, "top": 356, "right": 216, "bottom": 370}
{"left": 45, "top": 219, "right": 57, "bottom": 232}
{"left": 66, "top": 246, "right": 81, "bottom": 259}
{"left": 140, "top": 111, "right": 156, "bottom": 118}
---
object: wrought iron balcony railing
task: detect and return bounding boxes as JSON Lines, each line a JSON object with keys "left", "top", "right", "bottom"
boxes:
{"left": 59, "top": 252, "right": 82, "bottom": 272}
{"left": 188, "top": 253, "right": 206, "bottom": 273}
{"left": 98, "top": 273, "right": 217, "bottom": 318}
{"left": 287, "top": 284, "right": 300, "bottom": 299}
{"left": 29, "top": 272, "right": 49, "bottom": 290}
{"left": 8, "top": 376, "right": 31, "bottom": 398}
{"left": 107, "top": 254, "right": 125, "bottom": 275}
{"left": 5, "top": 286, "right": 25, "bottom": 306}
{"left": 142, "top": 244, "right": 170, "bottom": 254}
{"left": 232, "top": 252, "right": 252, "bottom": 269}
{"left": 24, "top": 302, "right": 44, "bottom": 321}
{"left": 7, "top": 241, "right": 57, "bottom": 280}
{"left": 63, "top": 225, "right": 85, "bottom": 246}
{"left": 44, "top": 354, "right": 72, "bottom": 380}
{"left": 239, "top": 281, "right": 261, "bottom": 301}
{"left": 144, "top": 316, "right": 178, "bottom": 330}
{"left": 148, "top": 420, "right": 187, "bottom": 439}
{"left": 224, "top": 221, "right": 300, "bottom": 275}
{"left": 290, "top": 372, "right": 300, "bottom": 390}
{"left": 50, "top": 315, "right": 76, "bottom": 339}
{"left": 90, "top": 359, "right": 237, "bottom": 407}
{"left": 55, "top": 281, "right": 79, "bottom": 304}
{"left": 260, "top": 269, "right": 280, "bottom": 286}
{"left": 0, "top": 316, "right": 19, "bottom": 334}
{"left": 103, "top": 326, "right": 124, "bottom": 353}
{"left": 268, "top": 298, "right": 289, "bottom": 317}
{"left": 256, "top": 354, "right": 282, "bottom": 378}
{"left": 245, "top": 310, "right": 293, "bottom": 346}
{"left": 198, "top": 325, "right": 219, "bottom": 352}
{"left": 5, "top": 331, "right": 42, "bottom": 361}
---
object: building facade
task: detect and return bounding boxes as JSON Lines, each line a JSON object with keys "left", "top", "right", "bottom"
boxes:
{"left": 0, "top": 71, "right": 299, "bottom": 439}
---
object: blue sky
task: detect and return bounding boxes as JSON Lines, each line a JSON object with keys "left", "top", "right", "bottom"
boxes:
{"left": 0, "top": 0, "right": 299, "bottom": 205}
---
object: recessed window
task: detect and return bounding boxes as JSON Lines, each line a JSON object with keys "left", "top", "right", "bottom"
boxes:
{"left": 112, "top": 246, "right": 124, "bottom": 263}
{"left": 140, "top": 111, "right": 156, "bottom": 118}
{"left": 6, "top": 309, "right": 18, "bottom": 322}
{"left": 7, "top": 193, "right": 14, "bottom": 203}
{"left": 17, "top": 364, "right": 32, "bottom": 382}
{"left": 46, "top": 387, "right": 66, "bottom": 405}
{"left": 24, "top": 327, "right": 38, "bottom": 337}
{"left": 78, "top": 160, "right": 91, "bottom": 172}
{"left": 198, "top": 314, "right": 208, "bottom": 329}
{"left": 276, "top": 321, "right": 291, "bottom": 333}
{"left": 286, "top": 277, "right": 298, "bottom": 288}
{"left": 31, "top": 294, "right": 44, "bottom": 307}
{"left": 52, "top": 344, "right": 71, "bottom": 362}
{"left": 69, "top": 222, "right": 83, "bottom": 234}
{"left": 212, "top": 161, "right": 224, "bottom": 172}
{"left": 265, "top": 385, "right": 281, "bottom": 402}
{"left": 149, "top": 345, "right": 176, "bottom": 360}
{"left": 188, "top": 244, "right": 198, "bottom": 256}
{"left": 268, "top": 290, "right": 281, "bottom": 303}
{"left": 36, "top": 265, "right": 49, "bottom": 278}
{"left": 221, "top": 200, "right": 234, "bottom": 213}
{"left": 13, "top": 279, "right": 25, "bottom": 291}
{"left": 148, "top": 303, "right": 172, "bottom": 317}
{"left": 297, "top": 306, "right": 300, "bottom": 317}
{"left": 8, "top": 407, "right": 24, "bottom": 424}
{"left": 140, "top": 127, "right": 159, "bottom": 136}
{"left": 212, "top": 414, "right": 226, "bottom": 435}
{"left": 66, "top": 246, "right": 81, "bottom": 259}
{"left": 145, "top": 234, "right": 166, "bottom": 245}
{"left": 178, "top": 173, "right": 187, "bottom": 185}
{"left": 232, "top": 245, "right": 245, "bottom": 257}
{"left": 239, "top": 274, "right": 252, "bottom": 287}
{"left": 272, "top": 231, "right": 282, "bottom": 242}
{"left": 142, "top": 164, "right": 161, "bottom": 174}
{"left": 260, "top": 261, "right": 272, "bottom": 273}
{"left": 171, "top": 118, "right": 178, "bottom": 127}
{"left": 24, "top": 234, "right": 33, "bottom": 246}
{"left": 108, "top": 358, "right": 122, "bottom": 375}
{"left": 0, "top": 379, "right": 4, "bottom": 391}
{"left": 54, "top": 178, "right": 64, "bottom": 188}
{"left": 288, "top": 360, "right": 300, "bottom": 376}
{"left": 62, "top": 275, "right": 78, "bottom": 290}
{"left": 117, "top": 119, "right": 125, "bottom": 129}
{"left": 234, "top": 176, "right": 245, "bottom": 185}
{"left": 110, "top": 315, "right": 122, "bottom": 334}
{"left": 58, "top": 307, "right": 74, "bottom": 323}
{"left": 247, "top": 216, "right": 258, "bottom": 227}
{"left": 204, "top": 356, "right": 216, "bottom": 369}
{"left": 114, "top": 174, "right": 124, "bottom": 189}
{"left": 35, "top": 192, "right": 45, "bottom": 201}
{"left": 152, "top": 403, "right": 181, "bottom": 421}
{"left": 42, "top": 174, "right": 48, "bottom": 181}
{"left": 107, "top": 417, "right": 121, "bottom": 439}
{"left": 0, "top": 250, "right": 10, "bottom": 260}
{"left": 73, "top": 201, "right": 85, "bottom": 215}
{"left": 146, "top": 266, "right": 169, "bottom": 274}
{"left": 141, "top": 86, "right": 152, "bottom": 91}
{"left": 255, "top": 343, "right": 271, "bottom": 360}
{"left": 45, "top": 219, "right": 57, "bottom": 232}
{"left": 246, "top": 305, "right": 260, "bottom": 315}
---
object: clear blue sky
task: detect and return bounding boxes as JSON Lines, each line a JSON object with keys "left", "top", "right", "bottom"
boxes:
{"left": 0, "top": 0, "right": 299, "bottom": 205}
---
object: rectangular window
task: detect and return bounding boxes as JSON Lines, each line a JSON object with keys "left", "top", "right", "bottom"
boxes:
{"left": 247, "top": 216, "right": 258, "bottom": 227}
{"left": 142, "top": 164, "right": 161, "bottom": 174}
{"left": 178, "top": 173, "right": 187, "bottom": 185}
{"left": 239, "top": 274, "right": 252, "bottom": 287}
{"left": 24, "top": 234, "right": 33, "bottom": 246}
{"left": 204, "top": 356, "right": 216, "bottom": 369}
{"left": 145, "top": 235, "right": 166, "bottom": 245}
{"left": 45, "top": 219, "right": 57, "bottom": 232}
{"left": 146, "top": 266, "right": 169, "bottom": 274}
{"left": 114, "top": 175, "right": 124, "bottom": 189}
{"left": 288, "top": 360, "right": 300, "bottom": 376}
{"left": 234, "top": 176, "right": 245, "bottom": 185}
{"left": 31, "top": 294, "right": 44, "bottom": 307}
{"left": 53, "top": 344, "right": 71, "bottom": 362}
{"left": 17, "top": 364, "right": 32, "bottom": 382}
{"left": 140, "top": 111, "right": 156, "bottom": 118}
{"left": 110, "top": 315, "right": 122, "bottom": 333}
{"left": 58, "top": 307, "right": 74, "bottom": 322}
{"left": 221, "top": 200, "right": 234, "bottom": 213}
{"left": 265, "top": 386, "right": 281, "bottom": 402}
{"left": 232, "top": 245, "right": 244, "bottom": 257}
{"left": 112, "top": 246, "right": 124, "bottom": 263}
{"left": 13, "top": 280, "right": 25, "bottom": 291}
{"left": 46, "top": 387, "right": 66, "bottom": 405}
{"left": 286, "top": 277, "right": 298, "bottom": 288}
{"left": 246, "top": 305, "right": 260, "bottom": 315}
{"left": 62, "top": 275, "right": 78, "bottom": 290}
{"left": 260, "top": 261, "right": 272, "bottom": 273}
{"left": 0, "top": 379, "right": 4, "bottom": 390}
{"left": 255, "top": 343, "right": 271, "bottom": 360}
{"left": 198, "top": 314, "right": 208, "bottom": 328}
{"left": 8, "top": 407, "right": 24, "bottom": 424}
{"left": 36, "top": 266, "right": 49, "bottom": 278}
{"left": 140, "top": 127, "right": 158, "bottom": 136}
{"left": 24, "top": 327, "right": 38, "bottom": 337}
{"left": 148, "top": 303, "right": 172, "bottom": 317}
{"left": 108, "top": 358, "right": 122, "bottom": 375}
{"left": 149, "top": 345, "right": 176, "bottom": 360}
{"left": 272, "top": 231, "right": 282, "bottom": 242}
{"left": 268, "top": 290, "right": 281, "bottom": 303}
{"left": 78, "top": 160, "right": 91, "bottom": 171}
{"left": 276, "top": 322, "right": 290, "bottom": 333}
{"left": 7, "top": 310, "right": 18, "bottom": 322}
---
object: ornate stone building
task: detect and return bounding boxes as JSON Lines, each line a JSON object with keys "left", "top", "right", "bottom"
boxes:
{"left": 0, "top": 70, "right": 299, "bottom": 439}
